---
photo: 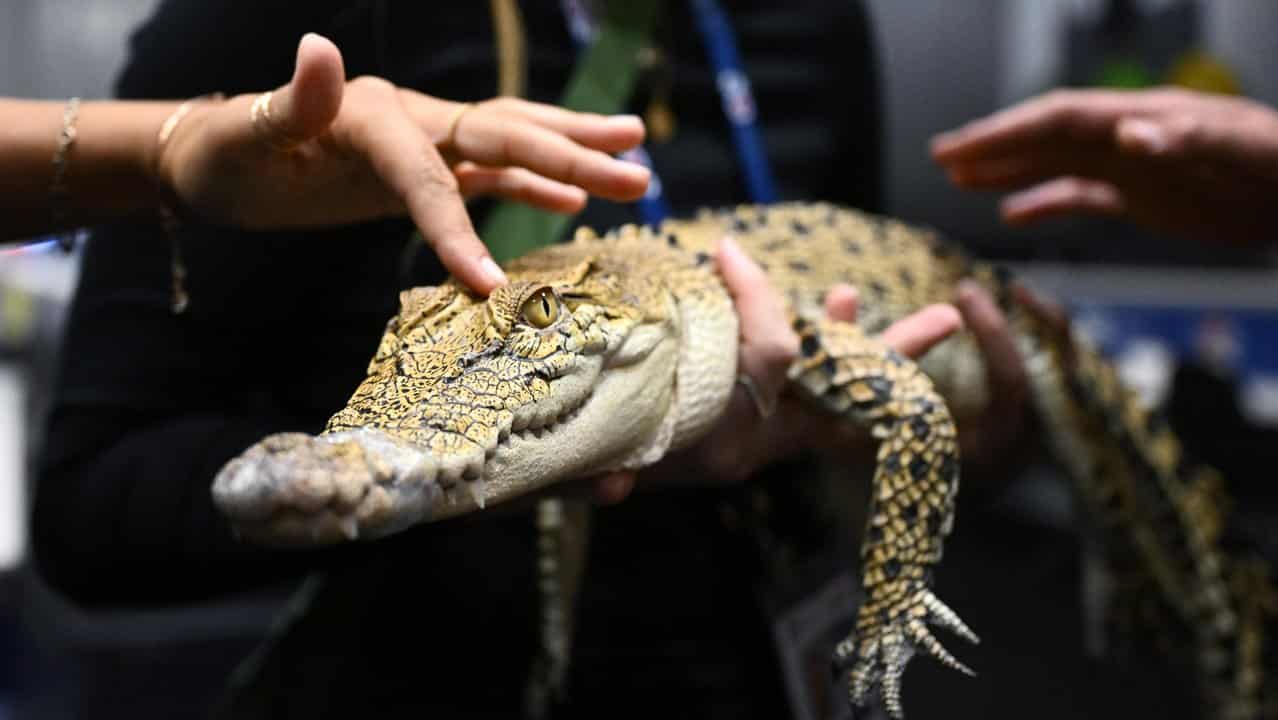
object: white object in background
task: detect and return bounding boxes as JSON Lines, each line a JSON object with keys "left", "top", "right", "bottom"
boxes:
{"left": 0, "top": 365, "right": 23, "bottom": 571}
{"left": 1115, "top": 338, "right": 1176, "bottom": 410}
{"left": 1241, "top": 375, "right": 1278, "bottom": 429}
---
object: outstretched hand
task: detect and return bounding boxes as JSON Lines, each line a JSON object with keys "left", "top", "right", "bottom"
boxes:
{"left": 589, "top": 235, "right": 964, "bottom": 503}
{"left": 155, "top": 33, "right": 651, "bottom": 294}
{"left": 931, "top": 87, "right": 1278, "bottom": 247}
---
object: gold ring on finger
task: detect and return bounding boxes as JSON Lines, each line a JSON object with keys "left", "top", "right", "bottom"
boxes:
{"left": 443, "top": 102, "right": 476, "bottom": 148}
{"left": 250, "top": 90, "right": 301, "bottom": 151}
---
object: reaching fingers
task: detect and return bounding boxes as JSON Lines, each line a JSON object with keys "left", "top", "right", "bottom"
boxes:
{"left": 482, "top": 98, "right": 647, "bottom": 155}
{"left": 454, "top": 162, "right": 588, "bottom": 214}
{"left": 931, "top": 89, "right": 1137, "bottom": 163}
{"left": 254, "top": 33, "right": 346, "bottom": 148}
{"left": 445, "top": 106, "right": 651, "bottom": 202}
{"left": 942, "top": 145, "right": 1123, "bottom": 191}
{"left": 342, "top": 80, "right": 506, "bottom": 295}
{"left": 999, "top": 176, "right": 1125, "bottom": 225}
{"left": 879, "top": 304, "right": 963, "bottom": 359}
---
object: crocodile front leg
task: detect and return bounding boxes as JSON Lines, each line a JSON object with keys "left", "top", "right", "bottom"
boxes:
{"left": 787, "top": 316, "right": 977, "bottom": 719}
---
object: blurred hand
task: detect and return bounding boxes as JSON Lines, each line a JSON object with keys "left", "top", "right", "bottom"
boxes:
{"left": 155, "top": 33, "right": 650, "bottom": 294}
{"left": 589, "top": 235, "right": 964, "bottom": 503}
{"left": 931, "top": 87, "right": 1278, "bottom": 247}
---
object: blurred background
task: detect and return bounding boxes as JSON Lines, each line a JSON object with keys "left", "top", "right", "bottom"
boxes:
{"left": 3, "top": 1, "right": 1278, "bottom": 718}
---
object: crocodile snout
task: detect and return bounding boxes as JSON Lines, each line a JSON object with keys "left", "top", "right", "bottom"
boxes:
{"left": 211, "top": 430, "right": 448, "bottom": 546}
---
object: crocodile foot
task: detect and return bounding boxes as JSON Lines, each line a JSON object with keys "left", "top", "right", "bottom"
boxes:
{"left": 211, "top": 430, "right": 448, "bottom": 546}
{"left": 834, "top": 588, "right": 979, "bottom": 719}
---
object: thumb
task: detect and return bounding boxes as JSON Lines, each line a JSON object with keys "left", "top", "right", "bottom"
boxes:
{"left": 259, "top": 33, "right": 345, "bottom": 146}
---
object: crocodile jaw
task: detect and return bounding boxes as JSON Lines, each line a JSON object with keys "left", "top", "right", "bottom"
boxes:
{"left": 211, "top": 320, "right": 680, "bottom": 546}
{"left": 433, "top": 326, "right": 679, "bottom": 520}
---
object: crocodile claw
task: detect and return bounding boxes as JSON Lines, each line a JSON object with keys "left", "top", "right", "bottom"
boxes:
{"left": 835, "top": 588, "right": 977, "bottom": 719}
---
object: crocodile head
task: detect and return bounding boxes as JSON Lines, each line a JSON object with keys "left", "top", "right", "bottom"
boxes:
{"left": 212, "top": 237, "right": 738, "bottom": 546}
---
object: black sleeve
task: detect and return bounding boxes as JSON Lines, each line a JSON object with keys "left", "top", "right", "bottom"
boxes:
{"left": 27, "top": 0, "right": 488, "bottom": 611}
{"left": 112, "top": 0, "right": 386, "bottom": 100}
{"left": 32, "top": 407, "right": 332, "bottom": 607}
{"left": 29, "top": 213, "right": 423, "bottom": 610}
{"left": 831, "top": 0, "right": 886, "bottom": 213}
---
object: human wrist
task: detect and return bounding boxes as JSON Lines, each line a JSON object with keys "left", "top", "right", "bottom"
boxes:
{"left": 58, "top": 100, "right": 184, "bottom": 221}
{"left": 148, "top": 94, "right": 225, "bottom": 218}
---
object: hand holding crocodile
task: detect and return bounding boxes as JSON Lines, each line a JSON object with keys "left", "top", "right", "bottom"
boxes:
{"left": 637, "top": 235, "right": 963, "bottom": 487}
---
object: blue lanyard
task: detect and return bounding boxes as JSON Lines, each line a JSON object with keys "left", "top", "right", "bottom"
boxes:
{"left": 558, "top": 0, "right": 778, "bottom": 225}
{"left": 689, "top": 0, "right": 777, "bottom": 204}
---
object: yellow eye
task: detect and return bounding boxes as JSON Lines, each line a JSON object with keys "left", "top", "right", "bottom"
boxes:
{"left": 520, "top": 288, "right": 559, "bottom": 328}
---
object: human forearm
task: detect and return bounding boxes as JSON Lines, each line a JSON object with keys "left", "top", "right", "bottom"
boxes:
{"left": 0, "top": 98, "right": 182, "bottom": 241}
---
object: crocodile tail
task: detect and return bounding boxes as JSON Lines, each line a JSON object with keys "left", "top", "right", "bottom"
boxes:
{"left": 1001, "top": 284, "right": 1267, "bottom": 717}
{"left": 1185, "top": 464, "right": 1230, "bottom": 550}
{"left": 525, "top": 497, "right": 592, "bottom": 719}
{"left": 1214, "top": 553, "right": 1278, "bottom": 720}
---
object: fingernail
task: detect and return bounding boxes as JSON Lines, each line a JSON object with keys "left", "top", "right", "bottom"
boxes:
{"left": 1117, "top": 118, "right": 1167, "bottom": 154}
{"left": 624, "top": 162, "right": 651, "bottom": 179}
{"left": 299, "top": 32, "right": 325, "bottom": 50}
{"left": 608, "top": 114, "right": 644, "bottom": 125}
{"left": 930, "top": 131, "right": 957, "bottom": 153}
{"left": 479, "top": 255, "right": 507, "bottom": 288}
{"left": 955, "top": 279, "right": 985, "bottom": 304}
{"left": 1001, "top": 189, "right": 1042, "bottom": 214}
{"left": 1001, "top": 194, "right": 1029, "bottom": 213}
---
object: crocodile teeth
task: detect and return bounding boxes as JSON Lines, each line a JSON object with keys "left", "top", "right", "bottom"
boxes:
{"left": 436, "top": 468, "right": 459, "bottom": 489}
{"left": 405, "top": 458, "right": 437, "bottom": 488}
{"left": 337, "top": 515, "right": 359, "bottom": 540}
{"left": 467, "top": 478, "right": 488, "bottom": 509}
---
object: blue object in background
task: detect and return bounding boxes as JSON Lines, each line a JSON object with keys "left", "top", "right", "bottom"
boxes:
{"left": 1067, "top": 300, "right": 1278, "bottom": 425}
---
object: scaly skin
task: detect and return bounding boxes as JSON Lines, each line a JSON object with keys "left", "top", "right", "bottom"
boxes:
{"left": 212, "top": 201, "right": 1274, "bottom": 718}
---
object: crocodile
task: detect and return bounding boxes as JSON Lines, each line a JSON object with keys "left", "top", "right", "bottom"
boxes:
{"left": 211, "top": 201, "right": 1275, "bottom": 719}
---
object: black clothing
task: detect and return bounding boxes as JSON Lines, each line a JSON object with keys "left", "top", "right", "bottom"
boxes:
{"left": 31, "top": 2, "right": 883, "bottom": 717}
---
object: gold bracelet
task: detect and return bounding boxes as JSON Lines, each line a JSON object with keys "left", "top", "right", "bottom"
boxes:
{"left": 153, "top": 93, "right": 224, "bottom": 315}
{"left": 49, "top": 96, "right": 81, "bottom": 251}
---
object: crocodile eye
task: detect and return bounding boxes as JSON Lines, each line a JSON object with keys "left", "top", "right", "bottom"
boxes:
{"left": 520, "top": 287, "right": 559, "bottom": 328}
